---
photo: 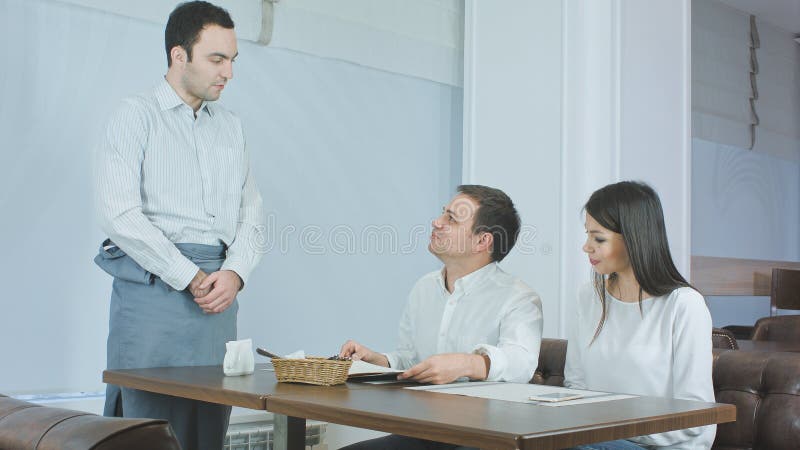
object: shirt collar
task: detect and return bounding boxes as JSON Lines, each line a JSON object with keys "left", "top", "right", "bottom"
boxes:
{"left": 154, "top": 78, "right": 213, "bottom": 117}
{"left": 436, "top": 262, "right": 498, "bottom": 295}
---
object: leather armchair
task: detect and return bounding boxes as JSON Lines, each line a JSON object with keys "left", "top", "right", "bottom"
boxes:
{"left": 712, "top": 328, "right": 739, "bottom": 350}
{"left": 713, "top": 350, "right": 800, "bottom": 450}
{"left": 0, "top": 394, "right": 181, "bottom": 450}
{"left": 530, "top": 338, "right": 567, "bottom": 386}
{"left": 751, "top": 314, "right": 800, "bottom": 342}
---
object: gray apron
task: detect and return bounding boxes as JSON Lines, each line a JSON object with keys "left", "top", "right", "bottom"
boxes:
{"left": 95, "top": 240, "right": 236, "bottom": 450}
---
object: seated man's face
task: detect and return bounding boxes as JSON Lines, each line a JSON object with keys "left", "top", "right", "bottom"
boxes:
{"left": 429, "top": 194, "right": 481, "bottom": 260}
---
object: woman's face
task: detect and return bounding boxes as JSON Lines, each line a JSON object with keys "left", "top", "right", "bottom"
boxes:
{"left": 583, "top": 213, "right": 630, "bottom": 276}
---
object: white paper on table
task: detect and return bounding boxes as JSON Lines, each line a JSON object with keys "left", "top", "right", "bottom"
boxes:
{"left": 405, "top": 382, "right": 636, "bottom": 407}
{"left": 348, "top": 360, "right": 403, "bottom": 376}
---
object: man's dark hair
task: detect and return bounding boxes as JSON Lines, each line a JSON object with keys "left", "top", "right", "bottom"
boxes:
{"left": 457, "top": 185, "right": 521, "bottom": 262}
{"left": 165, "top": 1, "right": 234, "bottom": 67}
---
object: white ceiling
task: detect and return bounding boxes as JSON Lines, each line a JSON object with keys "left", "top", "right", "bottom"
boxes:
{"left": 715, "top": 0, "right": 800, "bottom": 33}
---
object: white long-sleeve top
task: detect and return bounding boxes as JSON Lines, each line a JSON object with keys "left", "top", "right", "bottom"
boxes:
{"left": 385, "top": 262, "right": 543, "bottom": 383}
{"left": 564, "top": 284, "right": 716, "bottom": 449}
{"left": 95, "top": 79, "right": 266, "bottom": 290}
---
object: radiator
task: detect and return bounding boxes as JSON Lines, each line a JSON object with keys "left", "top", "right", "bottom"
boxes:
{"left": 224, "top": 421, "right": 327, "bottom": 450}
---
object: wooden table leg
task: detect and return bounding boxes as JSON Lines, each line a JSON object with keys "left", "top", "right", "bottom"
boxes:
{"left": 273, "top": 414, "right": 306, "bottom": 450}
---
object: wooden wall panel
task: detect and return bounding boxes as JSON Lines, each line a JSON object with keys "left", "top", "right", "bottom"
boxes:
{"left": 691, "top": 256, "right": 800, "bottom": 296}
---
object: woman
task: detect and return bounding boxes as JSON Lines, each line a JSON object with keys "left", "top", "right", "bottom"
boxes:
{"left": 564, "top": 181, "right": 716, "bottom": 450}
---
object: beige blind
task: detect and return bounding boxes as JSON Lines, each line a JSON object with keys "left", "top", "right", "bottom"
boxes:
{"left": 692, "top": 1, "right": 756, "bottom": 149}
{"left": 692, "top": 0, "right": 800, "bottom": 161}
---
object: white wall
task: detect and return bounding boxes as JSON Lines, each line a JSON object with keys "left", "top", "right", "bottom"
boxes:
{"left": 617, "top": 0, "right": 692, "bottom": 274}
{"left": 462, "top": 0, "right": 563, "bottom": 338}
{"left": 692, "top": 138, "right": 800, "bottom": 326}
{"left": 271, "top": 0, "right": 464, "bottom": 86}
{"left": 54, "top": 0, "right": 465, "bottom": 86}
{"left": 0, "top": 0, "right": 462, "bottom": 395}
{"left": 464, "top": 0, "right": 692, "bottom": 338}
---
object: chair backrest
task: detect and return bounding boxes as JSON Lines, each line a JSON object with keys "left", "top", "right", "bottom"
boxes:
{"left": 771, "top": 268, "right": 800, "bottom": 315}
{"left": 751, "top": 315, "right": 800, "bottom": 342}
{"left": 713, "top": 350, "right": 800, "bottom": 450}
{"left": 530, "top": 338, "right": 567, "bottom": 385}
{"left": 712, "top": 328, "right": 739, "bottom": 350}
{"left": 0, "top": 394, "right": 182, "bottom": 450}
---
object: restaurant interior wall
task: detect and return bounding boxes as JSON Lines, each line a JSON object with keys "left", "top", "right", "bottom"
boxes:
{"left": 693, "top": 138, "right": 800, "bottom": 326}
{"left": 0, "top": 0, "right": 463, "bottom": 397}
{"left": 691, "top": 0, "right": 800, "bottom": 327}
{"left": 464, "top": 0, "right": 692, "bottom": 339}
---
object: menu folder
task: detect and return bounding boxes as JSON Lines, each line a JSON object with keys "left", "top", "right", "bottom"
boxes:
{"left": 348, "top": 371, "right": 403, "bottom": 381}
{"left": 347, "top": 360, "right": 403, "bottom": 381}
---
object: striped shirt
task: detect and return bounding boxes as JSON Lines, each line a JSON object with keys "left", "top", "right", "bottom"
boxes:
{"left": 95, "top": 78, "right": 266, "bottom": 290}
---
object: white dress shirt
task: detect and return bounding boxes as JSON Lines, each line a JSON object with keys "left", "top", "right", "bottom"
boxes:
{"left": 385, "top": 262, "right": 543, "bottom": 383}
{"left": 565, "top": 284, "right": 716, "bottom": 449}
{"left": 95, "top": 79, "right": 266, "bottom": 290}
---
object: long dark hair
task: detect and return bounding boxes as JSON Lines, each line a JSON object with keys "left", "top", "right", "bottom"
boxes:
{"left": 584, "top": 181, "right": 692, "bottom": 341}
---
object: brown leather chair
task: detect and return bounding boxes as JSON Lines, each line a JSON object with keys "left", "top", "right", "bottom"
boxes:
{"left": 0, "top": 394, "right": 181, "bottom": 450}
{"left": 713, "top": 350, "right": 800, "bottom": 450}
{"left": 751, "top": 314, "right": 800, "bottom": 342}
{"left": 530, "top": 338, "right": 567, "bottom": 385}
{"left": 720, "top": 325, "right": 753, "bottom": 341}
{"left": 770, "top": 268, "right": 800, "bottom": 315}
{"left": 712, "top": 328, "right": 739, "bottom": 350}
{"left": 721, "top": 268, "right": 800, "bottom": 340}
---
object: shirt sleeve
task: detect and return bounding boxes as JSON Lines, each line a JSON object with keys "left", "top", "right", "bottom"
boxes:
{"left": 472, "top": 291, "right": 543, "bottom": 383}
{"left": 634, "top": 289, "right": 717, "bottom": 448}
{"left": 384, "top": 291, "right": 419, "bottom": 370}
{"left": 220, "top": 131, "right": 267, "bottom": 287}
{"left": 94, "top": 100, "right": 199, "bottom": 290}
{"left": 564, "top": 283, "right": 592, "bottom": 389}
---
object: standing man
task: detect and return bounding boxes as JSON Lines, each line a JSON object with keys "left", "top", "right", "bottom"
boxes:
{"left": 339, "top": 185, "right": 543, "bottom": 450}
{"left": 94, "top": 2, "right": 265, "bottom": 449}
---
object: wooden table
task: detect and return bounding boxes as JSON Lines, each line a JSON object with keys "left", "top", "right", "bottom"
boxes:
{"left": 736, "top": 339, "right": 800, "bottom": 352}
{"left": 104, "top": 364, "right": 736, "bottom": 450}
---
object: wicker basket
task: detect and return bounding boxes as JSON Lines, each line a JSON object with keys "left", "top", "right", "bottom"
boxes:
{"left": 271, "top": 357, "right": 352, "bottom": 386}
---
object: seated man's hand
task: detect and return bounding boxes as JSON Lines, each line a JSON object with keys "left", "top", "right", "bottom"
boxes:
{"left": 397, "top": 353, "right": 488, "bottom": 384}
{"left": 339, "top": 340, "right": 389, "bottom": 367}
{"left": 194, "top": 270, "right": 242, "bottom": 314}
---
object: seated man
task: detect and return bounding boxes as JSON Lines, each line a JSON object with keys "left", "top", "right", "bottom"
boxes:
{"left": 339, "top": 185, "right": 543, "bottom": 450}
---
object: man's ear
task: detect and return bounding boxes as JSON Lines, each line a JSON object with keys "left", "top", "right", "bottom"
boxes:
{"left": 476, "top": 232, "right": 493, "bottom": 254}
{"left": 170, "top": 46, "right": 187, "bottom": 66}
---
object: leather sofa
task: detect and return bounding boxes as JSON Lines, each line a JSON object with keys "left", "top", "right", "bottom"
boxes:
{"left": 0, "top": 394, "right": 181, "bottom": 450}
{"left": 531, "top": 338, "right": 800, "bottom": 450}
{"left": 751, "top": 315, "right": 800, "bottom": 342}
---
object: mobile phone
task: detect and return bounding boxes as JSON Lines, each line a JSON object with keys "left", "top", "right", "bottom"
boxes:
{"left": 529, "top": 392, "right": 584, "bottom": 402}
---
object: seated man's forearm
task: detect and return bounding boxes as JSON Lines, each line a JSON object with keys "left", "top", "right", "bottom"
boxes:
{"left": 371, "top": 353, "right": 390, "bottom": 367}
{"left": 468, "top": 353, "right": 490, "bottom": 380}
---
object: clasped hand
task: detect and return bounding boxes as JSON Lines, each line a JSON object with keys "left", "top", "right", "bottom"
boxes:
{"left": 188, "top": 269, "right": 241, "bottom": 314}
